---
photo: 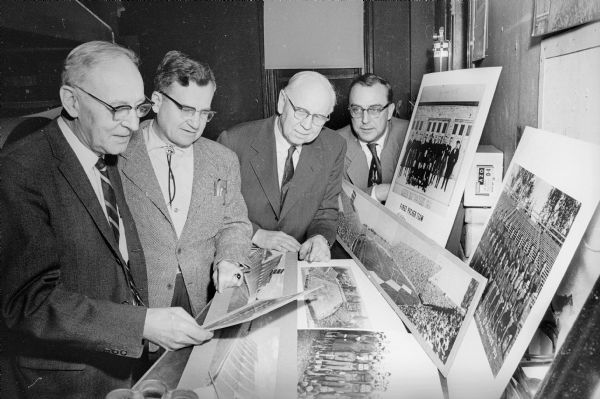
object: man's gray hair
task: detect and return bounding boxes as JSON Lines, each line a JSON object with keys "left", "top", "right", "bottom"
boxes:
{"left": 286, "top": 71, "right": 337, "bottom": 108}
{"left": 61, "top": 41, "right": 139, "bottom": 86}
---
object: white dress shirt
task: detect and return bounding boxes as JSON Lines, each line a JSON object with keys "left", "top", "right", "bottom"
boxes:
{"left": 58, "top": 117, "right": 129, "bottom": 262}
{"left": 144, "top": 120, "right": 194, "bottom": 238}
{"left": 358, "top": 127, "right": 388, "bottom": 199}
{"left": 358, "top": 128, "right": 388, "bottom": 167}
{"left": 274, "top": 117, "right": 302, "bottom": 188}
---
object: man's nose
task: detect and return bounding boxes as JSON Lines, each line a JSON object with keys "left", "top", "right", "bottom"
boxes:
{"left": 361, "top": 109, "right": 371, "bottom": 124}
{"left": 300, "top": 115, "right": 313, "bottom": 130}
{"left": 121, "top": 111, "right": 140, "bottom": 132}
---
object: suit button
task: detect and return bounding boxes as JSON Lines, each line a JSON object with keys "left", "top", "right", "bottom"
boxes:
{"left": 177, "top": 248, "right": 182, "bottom": 254}
{"left": 167, "top": 283, "right": 173, "bottom": 290}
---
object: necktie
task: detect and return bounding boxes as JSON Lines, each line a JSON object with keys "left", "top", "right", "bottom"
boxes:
{"left": 95, "top": 157, "right": 120, "bottom": 242}
{"left": 95, "top": 157, "right": 145, "bottom": 307}
{"left": 165, "top": 145, "right": 176, "bottom": 207}
{"left": 367, "top": 142, "right": 382, "bottom": 186}
{"left": 280, "top": 145, "right": 296, "bottom": 209}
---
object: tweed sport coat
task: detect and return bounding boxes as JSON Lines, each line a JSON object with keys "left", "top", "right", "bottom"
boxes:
{"left": 0, "top": 120, "right": 148, "bottom": 398}
{"left": 337, "top": 117, "right": 409, "bottom": 194}
{"left": 119, "top": 121, "right": 251, "bottom": 315}
{"left": 218, "top": 116, "right": 346, "bottom": 245}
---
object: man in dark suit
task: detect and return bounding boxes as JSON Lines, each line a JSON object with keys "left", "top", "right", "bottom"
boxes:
{"left": 218, "top": 71, "right": 346, "bottom": 262}
{"left": 337, "top": 73, "right": 409, "bottom": 203}
{"left": 0, "top": 41, "right": 212, "bottom": 399}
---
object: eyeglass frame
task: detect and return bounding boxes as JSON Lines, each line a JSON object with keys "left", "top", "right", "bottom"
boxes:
{"left": 159, "top": 91, "right": 216, "bottom": 122}
{"left": 348, "top": 103, "right": 392, "bottom": 119}
{"left": 72, "top": 85, "right": 153, "bottom": 121}
{"left": 283, "top": 90, "right": 330, "bottom": 127}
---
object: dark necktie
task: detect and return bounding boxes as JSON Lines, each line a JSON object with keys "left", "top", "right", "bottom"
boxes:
{"left": 280, "top": 145, "right": 296, "bottom": 209}
{"left": 367, "top": 142, "right": 382, "bottom": 186}
{"left": 95, "top": 157, "right": 145, "bottom": 307}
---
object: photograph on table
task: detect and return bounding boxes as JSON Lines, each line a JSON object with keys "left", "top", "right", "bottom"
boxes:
{"left": 337, "top": 180, "right": 486, "bottom": 376}
{"left": 386, "top": 67, "right": 501, "bottom": 246}
{"left": 468, "top": 127, "right": 600, "bottom": 397}
{"left": 297, "top": 329, "right": 390, "bottom": 398}
{"left": 300, "top": 265, "right": 370, "bottom": 329}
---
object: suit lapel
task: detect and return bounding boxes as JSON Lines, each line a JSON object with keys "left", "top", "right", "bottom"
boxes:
{"left": 346, "top": 134, "right": 368, "bottom": 188}
{"left": 47, "top": 122, "right": 123, "bottom": 261}
{"left": 279, "top": 137, "right": 322, "bottom": 221}
{"left": 249, "top": 120, "right": 281, "bottom": 217}
{"left": 184, "top": 139, "right": 211, "bottom": 234}
{"left": 120, "top": 129, "right": 173, "bottom": 227}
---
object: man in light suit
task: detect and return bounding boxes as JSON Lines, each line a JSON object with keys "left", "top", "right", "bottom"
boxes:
{"left": 218, "top": 71, "right": 346, "bottom": 262}
{"left": 337, "top": 73, "right": 409, "bottom": 202}
{"left": 0, "top": 42, "right": 212, "bottom": 399}
{"left": 119, "top": 51, "right": 251, "bottom": 333}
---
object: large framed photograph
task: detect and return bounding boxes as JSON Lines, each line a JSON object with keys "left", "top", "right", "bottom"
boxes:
{"left": 459, "top": 127, "right": 600, "bottom": 398}
{"left": 386, "top": 67, "right": 501, "bottom": 246}
{"left": 337, "top": 180, "right": 487, "bottom": 376}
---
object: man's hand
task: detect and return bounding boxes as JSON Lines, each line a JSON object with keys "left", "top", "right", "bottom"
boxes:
{"left": 143, "top": 307, "right": 213, "bottom": 351}
{"left": 372, "top": 183, "right": 391, "bottom": 202}
{"left": 213, "top": 260, "right": 244, "bottom": 293}
{"left": 252, "top": 229, "right": 301, "bottom": 252}
{"left": 298, "top": 234, "right": 330, "bottom": 263}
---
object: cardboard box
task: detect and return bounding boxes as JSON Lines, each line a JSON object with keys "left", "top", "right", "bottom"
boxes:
{"left": 464, "top": 145, "right": 503, "bottom": 207}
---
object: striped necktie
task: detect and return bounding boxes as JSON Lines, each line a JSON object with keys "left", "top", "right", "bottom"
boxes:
{"left": 95, "top": 157, "right": 120, "bottom": 242}
{"left": 95, "top": 157, "right": 145, "bottom": 306}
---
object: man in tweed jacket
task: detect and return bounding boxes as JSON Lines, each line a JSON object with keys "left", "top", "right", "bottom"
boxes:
{"left": 119, "top": 51, "right": 251, "bottom": 335}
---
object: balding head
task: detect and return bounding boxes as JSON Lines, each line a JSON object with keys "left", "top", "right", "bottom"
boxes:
{"left": 276, "top": 71, "right": 336, "bottom": 146}
{"left": 285, "top": 71, "right": 336, "bottom": 113}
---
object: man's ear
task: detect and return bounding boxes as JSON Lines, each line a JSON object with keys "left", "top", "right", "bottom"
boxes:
{"left": 276, "top": 90, "right": 285, "bottom": 115}
{"left": 59, "top": 85, "right": 79, "bottom": 119}
{"left": 151, "top": 91, "right": 162, "bottom": 114}
{"left": 386, "top": 102, "right": 396, "bottom": 121}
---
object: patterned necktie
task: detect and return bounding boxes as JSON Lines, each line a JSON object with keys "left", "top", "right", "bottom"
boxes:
{"left": 367, "top": 142, "right": 382, "bottom": 187}
{"left": 95, "top": 157, "right": 120, "bottom": 242}
{"left": 280, "top": 145, "right": 296, "bottom": 209}
{"left": 95, "top": 157, "right": 145, "bottom": 307}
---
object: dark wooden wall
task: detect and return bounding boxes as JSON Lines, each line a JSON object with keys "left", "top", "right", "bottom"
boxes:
{"left": 118, "top": 2, "right": 264, "bottom": 140}
{"left": 478, "top": 0, "right": 541, "bottom": 172}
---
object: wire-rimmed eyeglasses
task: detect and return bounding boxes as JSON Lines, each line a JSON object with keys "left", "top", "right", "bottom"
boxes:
{"left": 283, "top": 90, "right": 330, "bottom": 127}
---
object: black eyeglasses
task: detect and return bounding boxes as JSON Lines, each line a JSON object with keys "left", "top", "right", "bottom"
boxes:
{"left": 348, "top": 103, "right": 392, "bottom": 119}
{"left": 159, "top": 91, "right": 216, "bottom": 122}
{"left": 73, "top": 85, "right": 153, "bottom": 121}
{"left": 283, "top": 90, "right": 330, "bottom": 127}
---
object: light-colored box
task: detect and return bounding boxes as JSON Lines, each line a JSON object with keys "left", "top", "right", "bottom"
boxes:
{"left": 464, "top": 145, "right": 503, "bottom": 207}
{"left": 460, "top": 222, "right": 485, "bottom": 259}
{"left": 464, "top": 207, "right": 492, "bottom": 224}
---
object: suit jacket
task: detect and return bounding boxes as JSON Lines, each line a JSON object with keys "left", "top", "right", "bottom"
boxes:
{"left": 0, "top": 120, "right": 148, "bottom": 398}
{"left": 119, "top": 120, "right": 251, "bottom": 315}
{"left": 337, "top": 117, "right": 409, "bottom": 193}
{"left": 218, "top": 116, "right": 346, "bottom": 245}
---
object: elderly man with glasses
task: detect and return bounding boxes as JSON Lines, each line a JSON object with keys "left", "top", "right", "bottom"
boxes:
{"left": 118, "top": 50, "right": 251, "bottom": 365}
{"left": 0, "top": 42, "right": 217, "bottom": 398}
{"left": 337, "top": 73, "right": 409, "bottom": 203}
{"left": 218, "top": 71, "right": 346, "bottom": 262}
